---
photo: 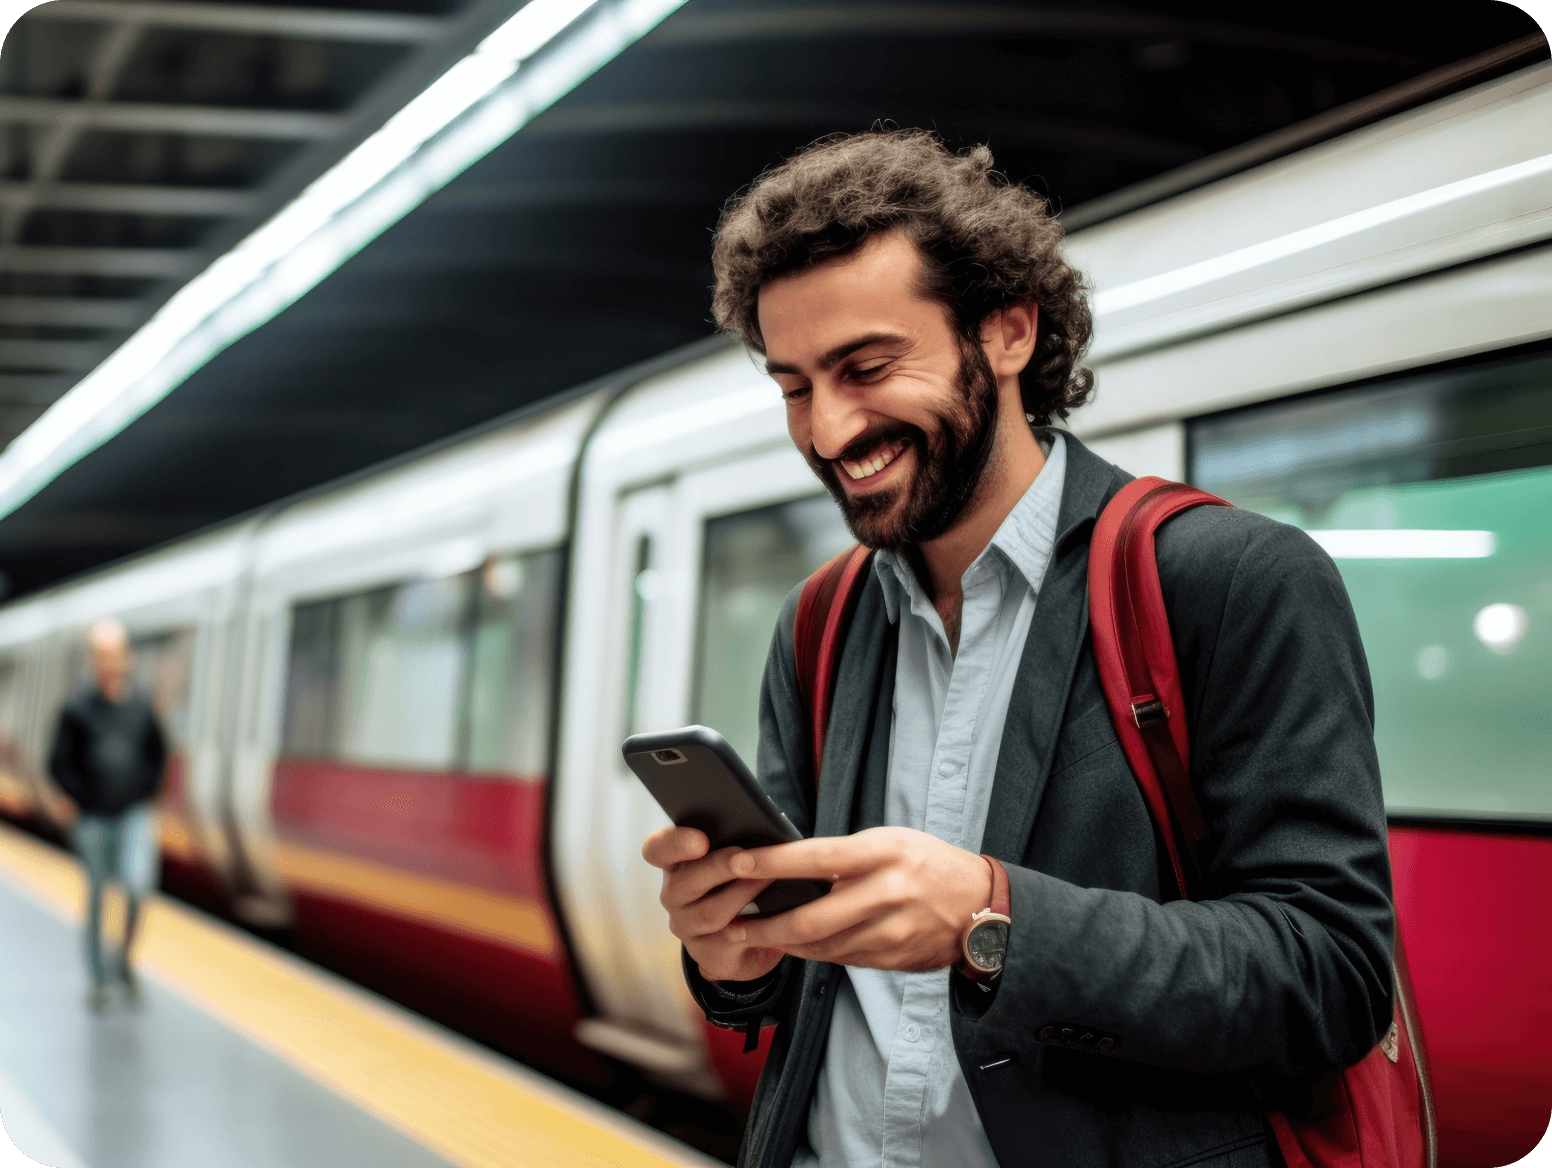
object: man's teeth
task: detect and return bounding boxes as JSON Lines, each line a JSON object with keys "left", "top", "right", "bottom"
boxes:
{"left": 840, "top": 445, "right": 900, "bottom": 481}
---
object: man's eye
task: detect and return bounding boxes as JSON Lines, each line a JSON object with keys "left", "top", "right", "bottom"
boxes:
{"left": 781, "top": 385, "right": 811, "bottom": 403}
{"left": 849, "top": 363, "right": 890, "bottom": 380}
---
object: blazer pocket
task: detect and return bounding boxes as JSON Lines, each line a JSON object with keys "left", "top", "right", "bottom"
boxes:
{"left": 1049, "top": 699, "right": 1121, "bottom": 775}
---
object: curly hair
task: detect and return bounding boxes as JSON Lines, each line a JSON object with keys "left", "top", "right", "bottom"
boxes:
{"left": 711, "top": 129, "right": 1093, "bottom": 424}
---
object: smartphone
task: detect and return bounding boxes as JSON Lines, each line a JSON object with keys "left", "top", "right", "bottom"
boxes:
{"left": 623, "top": 725, "right": 830, "bottom": 918}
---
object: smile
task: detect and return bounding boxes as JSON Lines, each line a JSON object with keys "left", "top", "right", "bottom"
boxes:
{"left": 839, "top": 439, "right": 908, "bottom": 482}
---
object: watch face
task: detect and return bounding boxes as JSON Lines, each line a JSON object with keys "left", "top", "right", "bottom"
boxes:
{"left": 966, "top": 919, "right": 1009, "bottom": 971}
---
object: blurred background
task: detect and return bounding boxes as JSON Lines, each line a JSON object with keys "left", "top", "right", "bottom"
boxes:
{"left": 0, "top": 3, "right": 1546, "bottom": 1168}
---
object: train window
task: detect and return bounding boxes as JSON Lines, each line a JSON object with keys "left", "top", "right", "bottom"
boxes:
{"left": 282, "top": 601, "right": 338, "bottom": 758}
{"left": 335, "top": 577, "right": 468, "bottom": 770}
{"left": 622, "top": 534, "right": 655, "bottom": 742}
{"left": 280, "top": 548, "right": 563, "bottom": 775}
{"left": 464, "top": 549, "right": 561, "bottom": 777}
{"left": 694, "top": 494, "right": 853, "bottom": 766}
{"left": 131, "top": 629, "right": 195, "bottom": 749}
{"left": 1189, "top": 347, "right": 1552, "bottom": 821}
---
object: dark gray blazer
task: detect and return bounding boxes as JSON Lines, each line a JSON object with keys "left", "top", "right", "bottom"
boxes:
{"left": 687, "top": 434, "right": 1395, "bottom": 1168}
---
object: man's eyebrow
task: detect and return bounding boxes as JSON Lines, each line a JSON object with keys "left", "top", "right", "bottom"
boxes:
{"left": 764, "top": 332, "right": 910, "bottom": 377}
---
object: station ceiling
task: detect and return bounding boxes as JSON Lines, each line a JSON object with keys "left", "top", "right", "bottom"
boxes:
{"left": 0, "top": 0, "right": 1544, "bottom": 598}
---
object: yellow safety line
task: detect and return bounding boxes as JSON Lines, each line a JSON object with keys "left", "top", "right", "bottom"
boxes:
{"left": 271, "top": 841, "right": 557, "bottom": 956}
{"left": 0, "top": 822, "right": 712, "bottom": 1168}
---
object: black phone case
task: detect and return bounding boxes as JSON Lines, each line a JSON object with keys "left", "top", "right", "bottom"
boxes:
{"left": 623, "top": 725, "right": 830, "bottom": 918}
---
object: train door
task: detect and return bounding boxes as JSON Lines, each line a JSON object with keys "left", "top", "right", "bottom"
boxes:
{"left": 556, "top": 440, "right": 851, "bottom": 1100}
{"left": 557, "top": 481, "right": 718, "bottom": 1090}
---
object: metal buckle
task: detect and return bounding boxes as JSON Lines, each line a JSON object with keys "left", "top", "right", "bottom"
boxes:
{"left": 1131, "top": 697, "right": 1166, "bottom": 727}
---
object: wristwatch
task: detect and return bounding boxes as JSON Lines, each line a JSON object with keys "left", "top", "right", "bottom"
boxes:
{"left": 956, "top": 855, "right": 1011, "bottom": 984}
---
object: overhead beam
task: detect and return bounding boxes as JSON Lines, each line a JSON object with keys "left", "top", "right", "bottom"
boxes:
{"left": 0, "top": 298, "right": 146, "bottom": 328}
{"left": 0, "top": 406, "right": 44, "bottom": 433}
{"left": 0, "top": 246, "right": 199, "bottom": 277}
{"left": 641, "top": 6, "right": 1421, "bottom": 65}
{"left": 0, "top": 339, "right": 110, "bottom": 372}
{"left": 0, "top": 182, "right": 257, "bottom": 216}
{"left": 0, "top": 98, "right": 346, "bottom": 140}
{"left": 0, "top": 374, "right": 78, "bottom": 405}
{"left": 32, "top": 1, "right": 449, "bottom": 44}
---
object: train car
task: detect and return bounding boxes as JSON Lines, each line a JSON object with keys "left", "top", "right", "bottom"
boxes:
{"left": 0, "top": 59, "right": 1546, "bottom": 1165}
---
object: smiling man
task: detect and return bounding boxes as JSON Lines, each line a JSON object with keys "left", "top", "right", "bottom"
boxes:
{"left": 643, "top": 131, "right": 1396, "bottom": 1168}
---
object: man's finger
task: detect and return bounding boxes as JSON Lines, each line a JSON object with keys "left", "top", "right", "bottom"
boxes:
{"left": 642, "top": 825, "right": 710, "bottom": 868}
{"left": 728, "top": 834, "right": 889, "bottom": 881}
{"left": 662, "top": 845, "right": 757, "bottom": 908}
{"left": 734, "top": 873, "right": 883, "bottom": 949}
{"left": 675, "top": 877, "right": 774, "bottom": 939}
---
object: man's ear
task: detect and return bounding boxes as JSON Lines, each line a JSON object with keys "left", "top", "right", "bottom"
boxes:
{"left": 982, "top": 303, "right": 1039, "bottom": 380}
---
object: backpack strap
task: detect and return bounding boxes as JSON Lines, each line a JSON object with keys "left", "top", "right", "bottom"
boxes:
{"left": 793, "top": 543, "right": 875, "bottom": 790}
{"left": 1088, "top": 477, "right": 1231, "bottom": 900}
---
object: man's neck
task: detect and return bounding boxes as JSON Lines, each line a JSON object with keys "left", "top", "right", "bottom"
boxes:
{"left": 913, "top": 415, "right": 1048, "bottom": 652}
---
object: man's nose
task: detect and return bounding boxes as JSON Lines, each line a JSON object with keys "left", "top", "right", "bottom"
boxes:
{"left": 808, "top": 382, "right": 870, "bottom": 462}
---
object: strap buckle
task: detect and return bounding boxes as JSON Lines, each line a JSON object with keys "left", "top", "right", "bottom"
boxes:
{"left": 1131, "top": 696, "right": 1166, "bottom": 727}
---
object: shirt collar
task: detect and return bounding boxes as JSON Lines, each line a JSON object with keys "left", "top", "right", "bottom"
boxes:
{"left": 873, "top": 430, "right": 1068, "bottom": 623}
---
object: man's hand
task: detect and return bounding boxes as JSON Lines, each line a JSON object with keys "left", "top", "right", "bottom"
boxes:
{"left": 723, "top": 826, "right": 993, "bottom": 971}
{"left": 643, "top": 826, "right": 784, "bottom": 983}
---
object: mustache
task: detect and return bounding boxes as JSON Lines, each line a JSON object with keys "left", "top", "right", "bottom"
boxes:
{"left": 810, "top": 423, "right": 920, "bottom": 471}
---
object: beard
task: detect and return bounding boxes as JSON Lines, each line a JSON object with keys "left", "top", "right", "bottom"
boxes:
{"left": 808, "top": 341, "right": 1001, "bottom": 555}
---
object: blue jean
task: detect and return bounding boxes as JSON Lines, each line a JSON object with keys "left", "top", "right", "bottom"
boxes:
{"left": 74, "top": 803, "right": 158, "bottom": 984}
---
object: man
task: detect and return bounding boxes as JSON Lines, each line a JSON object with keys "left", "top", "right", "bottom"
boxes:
{"left": 50, "top": 618, "right": 167, "bottom": 1008}
{"left": 643, "top": 130, "right": 1395, "bottom": 1168}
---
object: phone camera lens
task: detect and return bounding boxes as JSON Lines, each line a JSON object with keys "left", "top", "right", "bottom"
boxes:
{"left": 653, "top": 748, "right": 686, "bottom": 764}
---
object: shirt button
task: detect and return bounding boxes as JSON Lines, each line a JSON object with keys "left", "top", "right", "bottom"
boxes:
{"left": 938, "top": 761, "right": 955, "bottom": 776}
{"left": 905, "top": 1023, "right": 921, "bottom": 1042}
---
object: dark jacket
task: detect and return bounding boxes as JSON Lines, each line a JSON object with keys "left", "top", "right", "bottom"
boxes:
{"left": 686, "top": 434, "right": 1395, "bottom": 1168}
{"left": 49, "top": 684, "right": 167, "bottom": 817}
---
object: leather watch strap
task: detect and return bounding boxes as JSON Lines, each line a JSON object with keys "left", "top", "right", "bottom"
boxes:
{"left": 955, "top": 855, "right": 1012, "bottom": 984}
{"left": 982, "top": 854, "right": 1010, "bottom": 916}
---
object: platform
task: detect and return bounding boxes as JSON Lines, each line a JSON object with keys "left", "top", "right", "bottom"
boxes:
{"left": 0, "top": 823, "right": 719, "bottom": 1168}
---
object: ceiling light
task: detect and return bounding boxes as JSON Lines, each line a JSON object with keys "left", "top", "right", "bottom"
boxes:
{"left": 1306, "top": 530, "right": 1496, "bottom": 559}
{"left": 0, "top": 0, "right": 688, "bottom": 524}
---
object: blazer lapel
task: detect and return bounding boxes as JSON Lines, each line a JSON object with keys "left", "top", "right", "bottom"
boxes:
{"left": 978, "top": 432, "right": 1130, "bottom": 861}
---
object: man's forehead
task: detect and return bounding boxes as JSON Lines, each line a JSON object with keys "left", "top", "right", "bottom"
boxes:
{"left": 758, "top": 233, "right": 938, "bottom": 367}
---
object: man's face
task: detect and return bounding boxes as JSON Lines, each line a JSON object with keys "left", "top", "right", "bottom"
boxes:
{"left": 759, "top": 231, "right": 1000, "bottom": 553}
{"left": 90, "top": 637, "right": 129, "bottom": 702}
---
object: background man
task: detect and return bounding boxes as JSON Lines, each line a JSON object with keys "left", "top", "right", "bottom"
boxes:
{"left": 644, "top": 130, "right": 1395, "bottom": 1168}
{"left": 50, "top": 617, "right": 167, "bottom": 1008}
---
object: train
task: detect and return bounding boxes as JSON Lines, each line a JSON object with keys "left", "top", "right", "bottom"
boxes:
{"left": 0, "top": 58, "right": 1548, "bottom": 1167}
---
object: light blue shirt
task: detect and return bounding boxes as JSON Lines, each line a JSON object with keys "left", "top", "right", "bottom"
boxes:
{"left": 796, "top": 433, "right": 1068, "bottom": 1168}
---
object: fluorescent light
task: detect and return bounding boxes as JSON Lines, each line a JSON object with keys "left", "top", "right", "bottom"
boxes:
{"left": 1307, "top": 529, "right": 1496, "bottom": 559}
{"left": 0, "top": 0, "right": 688, "bottom": 522}
{"left": 1092, "top": 151, "right": 1552, "bottom": 317}
{"left": 1474, "top": 602, "right": 1528, "bottom": 653}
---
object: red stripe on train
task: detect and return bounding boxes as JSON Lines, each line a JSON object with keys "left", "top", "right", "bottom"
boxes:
{"left": 1390, "top": 825, "right": 1552, "bottom": 1166}
{"left": 270, "top": 758, "right": 605, "bottom": 1084}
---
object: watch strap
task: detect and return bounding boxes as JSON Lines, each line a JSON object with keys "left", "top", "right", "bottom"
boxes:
{"left": 983, "top": 854, "right": 1010, "bottom": 916}
{"left": 955, "top": 855, "right": 1011, "bottom": 984}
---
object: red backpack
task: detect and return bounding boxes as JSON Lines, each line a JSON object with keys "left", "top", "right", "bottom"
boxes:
{"left": 792, "top": 476, "right": 1437, "bottom": 1168}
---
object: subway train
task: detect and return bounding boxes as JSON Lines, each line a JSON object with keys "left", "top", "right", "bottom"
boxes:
{"left": 0, "top": 62, "right": 1548, "bottom": 1166}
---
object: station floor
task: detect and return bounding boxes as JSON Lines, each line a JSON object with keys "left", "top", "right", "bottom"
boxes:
{"left": 0, "top": 823, "right": 720, "bottom": 1168}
